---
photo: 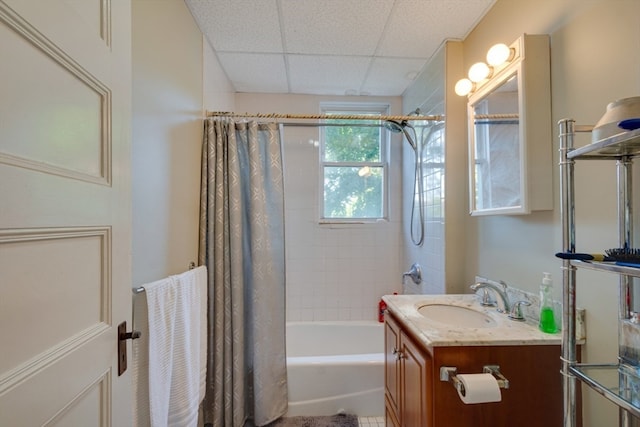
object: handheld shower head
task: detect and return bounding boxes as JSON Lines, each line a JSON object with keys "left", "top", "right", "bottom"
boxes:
{"left": 384, "top": 109, "right": 426, "bottom": 247}
{"left": 384, "top": 119, "right": 417, "bottom": 150}
{"left": 383, "top": 119, "right": 407, "bottom": 133}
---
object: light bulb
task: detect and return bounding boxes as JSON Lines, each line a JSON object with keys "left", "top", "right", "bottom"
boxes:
{"left": 486, "top": 43, "right": 513, "bottom": 67}
{"left": 468, "top": 62, "right": 491, "bottom": 83}
{"left": 454, "top": 78, "right": 474, "bottom": 96}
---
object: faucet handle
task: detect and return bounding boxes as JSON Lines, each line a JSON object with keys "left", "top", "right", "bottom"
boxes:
{"left": 403, "top": 263, "right": 422, "bottom": 285}
{"left": 470, "top": 284, "right": 497, "bottom": 307}
{"left": 478, "top": 288, "right": 496, "bottom": 307}
{"left": 508, "top": 300, "right": 531, "bottom": 321}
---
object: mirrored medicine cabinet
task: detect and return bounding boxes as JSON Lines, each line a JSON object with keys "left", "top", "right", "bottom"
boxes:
{"left": 467, "top": 34, "right": 553, "bottom": 216}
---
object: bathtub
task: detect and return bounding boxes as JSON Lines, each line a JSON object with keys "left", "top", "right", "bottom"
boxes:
{"left": 285, "top": 321, "right": 384, "bottom": 417}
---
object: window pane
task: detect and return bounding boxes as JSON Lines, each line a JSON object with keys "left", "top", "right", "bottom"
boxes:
{"left": 323, "top": 166, "right": 383, "bottom": 218}
{"left": 323, "top": 119, "right": 381, "bottom": 162}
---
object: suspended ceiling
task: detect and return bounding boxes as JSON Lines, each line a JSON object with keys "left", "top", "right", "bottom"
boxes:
{"left": 185, "top": 0, "right": 496, "bottom": 97}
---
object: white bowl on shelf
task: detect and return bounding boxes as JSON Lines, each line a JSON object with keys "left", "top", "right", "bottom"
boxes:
{"left": 593, "top": 96, "right": 640, "bottom": 143}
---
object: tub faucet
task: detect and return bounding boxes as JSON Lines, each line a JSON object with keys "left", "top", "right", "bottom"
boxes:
{"left": 470, "top": 280, "right": 510, "bottom": 313}
{"left": 403, "top": 263, "right": 422, "bottom": 285}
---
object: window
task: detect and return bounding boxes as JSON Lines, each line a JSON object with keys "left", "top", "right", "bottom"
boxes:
{"left": 320, "top": 103, "right": 389, "bottom": 221}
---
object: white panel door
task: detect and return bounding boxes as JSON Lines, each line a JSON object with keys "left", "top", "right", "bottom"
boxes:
{"left": 0, "top": 0, "right": 133, "bottom": 426}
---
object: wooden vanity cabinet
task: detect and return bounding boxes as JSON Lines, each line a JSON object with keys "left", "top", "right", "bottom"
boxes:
{"left": 385, "top": 311, "right": 580, "bottom": 427}
{"left": 385, "top": 312, "right": 432, "bottom": 426}
{"left": 384, "top": 313, "right": 401, "bottom": 426}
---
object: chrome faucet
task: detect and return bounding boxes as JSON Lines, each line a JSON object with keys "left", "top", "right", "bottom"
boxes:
{"left": 402, "top": 263, "right": 422, "bottom": 285}
{"left": 470, "top": 280, "right": 511, "bottom": 313}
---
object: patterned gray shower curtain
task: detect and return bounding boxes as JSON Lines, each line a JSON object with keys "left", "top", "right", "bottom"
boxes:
{"left": 198, "top": 117, "right": 287, "bottom": 427}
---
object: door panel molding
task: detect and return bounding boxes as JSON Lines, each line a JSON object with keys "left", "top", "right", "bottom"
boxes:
{"left": 100, "top": 0, "right": 112, "bottom": 47}
{"left": 0, "top": 226, "right": 112, "bottom": 394}
{"left": 0, "top": 1, "right": 112, "bottom": 185}
{"left": 44, "top": 369, "right": 111, "bottom": 427}
{"left": 0, "top": 324, "right": 109, "bottom": 396}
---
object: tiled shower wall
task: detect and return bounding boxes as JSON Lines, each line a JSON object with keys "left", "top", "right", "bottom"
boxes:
{"left": 402, "top": 46, "right": 448, "bottom": 295}
{"left": 421, "top": 123, "right": 446, "bottom": 291}
{"left": 280, "top": 107, "right": 404, "bottom": 322}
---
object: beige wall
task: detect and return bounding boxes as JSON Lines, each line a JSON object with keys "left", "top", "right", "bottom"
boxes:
{"left": 460, "top": 0, "right": 640, "bottom": 425}
{"left": 131, "top": 0, "right": 234, "bottom": 286}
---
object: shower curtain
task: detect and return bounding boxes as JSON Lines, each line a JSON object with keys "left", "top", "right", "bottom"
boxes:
{"left": 198, "top": 117, "right": 287, "bottom": 427}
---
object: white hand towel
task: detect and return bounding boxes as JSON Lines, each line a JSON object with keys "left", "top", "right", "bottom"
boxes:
{"left": 132, "top": 277, "right": 170, "bottom": 427}
{"left": 132, "top": 288, "right": 150, "bottom": 427}
{"left": 170, "top": 266, "right": 208, "bottom": 416}
{"left": 142, "top": 266, "right": 207, "bottom": 427}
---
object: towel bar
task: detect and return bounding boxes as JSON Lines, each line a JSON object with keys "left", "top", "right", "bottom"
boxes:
{"left": 133, "top": 262, "right": 197, "bottom": 294}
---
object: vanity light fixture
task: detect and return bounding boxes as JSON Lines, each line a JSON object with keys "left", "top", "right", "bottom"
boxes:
{"left": 454, "top": 78, "right": 474, "bottom": 97}
{"left": 486, "top": 43, "right": 514, "bottom": 67}
{"left": 468, "top": 62, "right": 492, "bottom": 83}
{"left": 455, "top": 42, "right": 516, "bottom": 97}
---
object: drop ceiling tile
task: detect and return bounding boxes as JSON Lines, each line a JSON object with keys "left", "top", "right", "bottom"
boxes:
{"left": 378, "top": 0, "right": 494, "bottom": 58}
{"left": 288, "top": 55, "right": 371, "bottom": 95}
{"left": 362, "top": 57, "right": 427, "bottom": 96}
{"left": 280, "top": 0, "right": 393, "bottom": 55}
{"left": 217, "top": 52, "right": 289, "bottom": 93}
{"left": 186, "top": 0, "right": 283, "bottom": 53}
{"left": 186, "top": 0, "right": 496, "bottom": 96}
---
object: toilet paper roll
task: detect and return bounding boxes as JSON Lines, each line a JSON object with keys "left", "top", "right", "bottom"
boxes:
{"left": 456, "top": 373, "right": 502, "bottom": 404}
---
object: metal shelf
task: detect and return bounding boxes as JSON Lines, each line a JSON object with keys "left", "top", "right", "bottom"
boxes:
{"left": 568, "top": 128, "right": 640, "bottom": 160}
{"left": 570, "top": 260, "right": 640, "bottom": 278}
{"left": 570, "top": 363, "right": 640, "bottom": 418}
{"left": 559, "top": 119, "right": 640, "bottom": 426}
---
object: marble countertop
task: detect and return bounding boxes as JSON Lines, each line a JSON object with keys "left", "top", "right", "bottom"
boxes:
{"left": 383, "top": 293, "right": 563, "bottom": 347}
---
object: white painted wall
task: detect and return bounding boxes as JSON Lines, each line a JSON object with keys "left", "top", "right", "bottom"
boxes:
{"left": 131, "top": 0, "right": 234, "bottom": 286}
{"left": 235, "top": 93, "right": 404, "bottom": 321}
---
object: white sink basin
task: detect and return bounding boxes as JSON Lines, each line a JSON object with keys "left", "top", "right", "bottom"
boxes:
{"left": 417, "top": 304, "right": 498, "bottom": 328}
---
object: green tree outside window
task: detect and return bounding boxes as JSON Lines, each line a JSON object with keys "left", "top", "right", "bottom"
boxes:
{"left": 321, "top": 109, "right": 388, "bottom": 220}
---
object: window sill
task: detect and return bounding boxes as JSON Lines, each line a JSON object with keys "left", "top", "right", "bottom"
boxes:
{"left": 318, "top": 218, "right": 389, "bottom": 227}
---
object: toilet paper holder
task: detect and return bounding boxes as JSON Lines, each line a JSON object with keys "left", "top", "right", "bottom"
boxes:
{"left": 440, "top": 365, "right": 510, "bottom": 394}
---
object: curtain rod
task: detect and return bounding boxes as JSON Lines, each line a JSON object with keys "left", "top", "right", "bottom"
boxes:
{"left": 473, "top": 113, "right": 519, "bottom": 119}
{"left": 207, "top": 111, "right": 444, "bottom": 122}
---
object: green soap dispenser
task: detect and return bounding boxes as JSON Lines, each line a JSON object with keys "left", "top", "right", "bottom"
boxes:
{"left": 539, "top": 272, "right": 558, "bottom": 333}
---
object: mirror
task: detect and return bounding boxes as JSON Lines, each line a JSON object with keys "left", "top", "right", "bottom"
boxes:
{"left": 467, "top": 34, "right": 552, "bottom": 216}
{"left": 469, "top": 70, "right": 523, "bottom": 214}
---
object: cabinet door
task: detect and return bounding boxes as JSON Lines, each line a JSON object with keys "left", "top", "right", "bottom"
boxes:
{"left": 385, "top": 395, "right": 401, "bottom": 427}
{"left": 385, "top": 315, "right": 402, "bottom": 419}
{"left": 401, "top": 333, "right": 432, "bottom": 427}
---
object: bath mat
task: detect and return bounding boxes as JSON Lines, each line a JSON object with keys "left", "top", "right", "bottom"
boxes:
{"left": 264, "top": 413, "right": 359, "bottom": 427}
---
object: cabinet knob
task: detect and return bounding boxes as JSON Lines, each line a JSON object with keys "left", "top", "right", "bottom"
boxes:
{"left": 392, "top": 347, "right": 404, "bottom": 360}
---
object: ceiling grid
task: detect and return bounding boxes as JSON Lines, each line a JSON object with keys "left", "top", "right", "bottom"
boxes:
{"left": 185, "top": 0, "right": 496, "bottom": 96}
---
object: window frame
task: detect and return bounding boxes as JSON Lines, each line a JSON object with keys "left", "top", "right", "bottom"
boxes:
{"left": 318, "top": 102, "right": 390, "bottom": 224}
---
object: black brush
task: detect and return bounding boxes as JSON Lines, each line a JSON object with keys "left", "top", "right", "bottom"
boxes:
{"left": 556, "top": 248, "right": 640, "bottom": 265}
{"left": 606, "top": 247, "right": 640, "bottom": 267}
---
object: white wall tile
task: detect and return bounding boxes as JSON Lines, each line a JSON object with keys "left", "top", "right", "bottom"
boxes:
{"left": 235, "top": 93, "right": 403, "bottom": 322}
